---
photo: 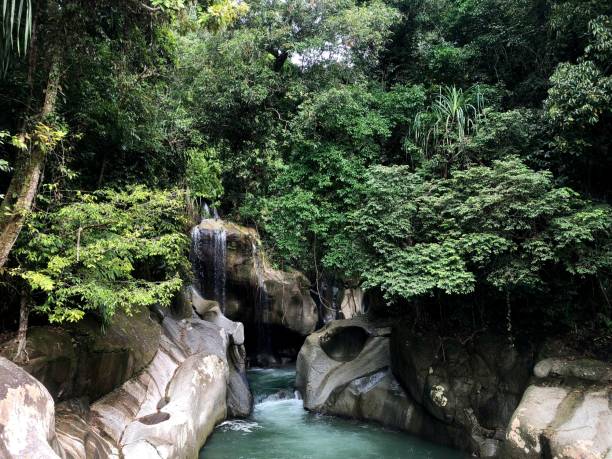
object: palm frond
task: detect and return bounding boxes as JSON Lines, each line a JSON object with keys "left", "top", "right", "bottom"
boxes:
{"left": 1, "top": 0, "right": 33, "bottom": 75}
{"left": 410, "top": 85, "right": 486, "bottom": 160}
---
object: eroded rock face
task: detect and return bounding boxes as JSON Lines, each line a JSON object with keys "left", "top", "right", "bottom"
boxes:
{"left": 188, "top": 285, "right": 252, "bottom": 417}
{"left": 297, "top": 319, "right": 539, "bottom": 456}
{"left": 121, "top": 353, "right": 227, "bottom": 458}
{"left": 320, "top": 325, "right": 369, "bottom": 362}
{"left": 0, "top": 308, "right": 161, "bottom": 401}
{"left": 296, "top": 319, "right": 463, "bottom": 448}
{"left": 55, "top": 398, "right": 119, "bottom": 458}
{"left": 391, "top": 325, "right": 534, "bottom": 454}
{"left": 0, "top": 286, "right": 252, "bottom": 459}
{"left": 192, "top": 220, "right": 318, "bottom": 358}
{"left": 503, "top": 359, "right": 612, "bottom": 459}
{"left": 323, "top": 368, "right": 430, "bottom": 434}
{"left": 296, "top": 319, "right": 391, "bottom": 410}
{"left": 55, "top": 315, "right": 231, "bottom": 459}
{"left": 0, "top": 357, "right": 62, "bottom": 458}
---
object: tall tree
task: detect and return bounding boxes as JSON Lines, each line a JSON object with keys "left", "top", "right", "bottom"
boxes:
{"left": 0, "top": 0, "right": 62, "bottom": 268}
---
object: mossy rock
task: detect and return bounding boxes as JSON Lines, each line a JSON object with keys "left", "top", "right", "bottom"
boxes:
{"left": 71, "top": 307, "right": 161, "bottom": 400}
{"left": 0, "top": 307, "right": 161, "bottom": 401}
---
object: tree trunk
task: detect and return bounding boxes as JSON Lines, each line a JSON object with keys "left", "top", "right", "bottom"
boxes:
{"left": 14, "top": 289, "right": 30, "bottom": 363}
{"left": 506, "top": 290, "right": 514, "bottom": 348}
{"left": 0, "top": 53, "right": 61, "bottom": 268}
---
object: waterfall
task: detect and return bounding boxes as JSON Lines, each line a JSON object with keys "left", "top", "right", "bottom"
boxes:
{"left": 201, "top": 203, "right": 212, "bottom": 219}
{"left": 213, "top": 228, "right": 227, "bottom": 310}
{"left": 191, "top": 221, "right": 227, "bottom": 311}
{"left": 252, "top": 241, "right": 271, "bottom": 355}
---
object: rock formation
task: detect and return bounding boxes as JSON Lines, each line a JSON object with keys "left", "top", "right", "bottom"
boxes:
{"left": 0, "top": 308, "right": 161, "bottom": 401}
{"left": 187, "top": 284, "right": 253, "bottom": 417}
{"left": 296, "top": 318, "right": 540, "bottom": 456}
{"left": 390, "top": 325, "right": 534, "bottom": 455}
{"left": 503, "top": 358, "right": 612, "bottom": 459}
{"left": 192, "top": 219, "right": 318, "bottom": 361}
{"left": 297, "top": 317, "right": 612, "bottom": 458}
{"left": 296, "top": 318, "right": 392, "bottom": 410}
{"left": 296, "top": 319, "right": 459, "bottom": 447}
{"left": 0, "top": 292, "right": 252, "bottom": 458}
{"left": 0, "top": 357, "right": 63, "bottom": 458}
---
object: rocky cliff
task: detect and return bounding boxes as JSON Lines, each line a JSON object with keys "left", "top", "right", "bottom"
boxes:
{"left": 0, "top": 302, "right": 251, "bottom": 458}
{"left": 296, "top": 318, "right": 611, "bottom": 458}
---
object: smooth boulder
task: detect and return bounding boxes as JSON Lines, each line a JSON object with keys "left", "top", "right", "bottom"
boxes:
{"left": 55, "top": 315, "right": 235, "bottom": 458}
{"left": 296, "top": 319, "right": 391, "bottom": 410}
{"left": 323, "top": 368, "right": 430, "bottom": 434}
{"left": 0, "top": 357, "right": 62, "bottom": 458}
{"left": 503, "top": 358, "right": 612, "bottom": 459}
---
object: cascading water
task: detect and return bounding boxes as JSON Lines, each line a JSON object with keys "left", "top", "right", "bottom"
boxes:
{"left": 252, "top": 240, "right": 272, "bottom": 356}
{"left": 191, "top": 219, "right": 227, "bottom": 312}
{"left": 201, "top": 203, "right": 212, "bottom": 219}
{"left": 212, "top": 228, "right": 227, "bottom": 310}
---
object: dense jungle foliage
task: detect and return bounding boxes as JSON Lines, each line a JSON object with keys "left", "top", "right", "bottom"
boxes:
{"left": 0, "top": 0, "right": 611, "bottom": 354}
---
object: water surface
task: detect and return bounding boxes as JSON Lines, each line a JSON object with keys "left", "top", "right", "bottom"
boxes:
{"left": 200, "top": 367, "right": 462, "bottom": 459}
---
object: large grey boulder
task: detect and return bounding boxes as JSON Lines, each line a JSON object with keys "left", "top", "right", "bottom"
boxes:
{"left": 296, "top": 318, "right": 391, "bottom": 410}
{"left": 0, "top": 308, "right": 161, "bottom": 402}
{"left": 0, "top": 357, "right": 63, "bottom": 458}
{"left": 503, "top": 358, "right": 612, "bottom": 459}
{"left": 190, "top": 286, "right": 244, "bottom": 346}
{"left": 55, "top": 315, "right": 233, "bottom": 458}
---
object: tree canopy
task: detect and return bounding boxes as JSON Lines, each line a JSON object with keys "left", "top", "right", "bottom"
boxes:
{"left": 0, "top": 0, "right": 610, "bottom": 351}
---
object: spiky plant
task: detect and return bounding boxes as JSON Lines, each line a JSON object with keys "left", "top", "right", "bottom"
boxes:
{"left": 1, "top": 0, "right": 33, "bottom": 73}
{"left": 411, "top": 85, "right": 485, "bottom": 162}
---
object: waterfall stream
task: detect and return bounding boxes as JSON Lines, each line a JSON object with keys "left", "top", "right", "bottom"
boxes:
{"left": 252, "top": 241, "right": 272, "bottom": 356}
{"left": 212, "top": 228, "right": 227, "bottom": 310}
{"left": 191, "top": 221, "right": 227, "bottom": 311}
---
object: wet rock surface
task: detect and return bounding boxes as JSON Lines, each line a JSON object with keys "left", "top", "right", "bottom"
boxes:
{"left": 391, "top": 325, "right": 534, "bottom": 454}
{"left": 323, "top": 368, "right": 431, "bottom": 434}
{"left": 192, "top": 220, "right": 318, "bottom": 360}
